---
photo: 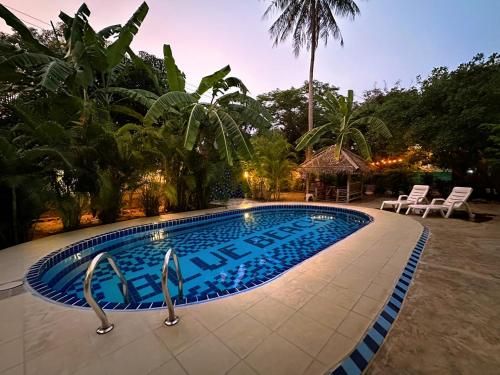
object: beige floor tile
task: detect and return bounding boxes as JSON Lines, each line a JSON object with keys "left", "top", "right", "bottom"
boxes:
{"left": 25, "top": 336, "right": 99, "bottom": 375}
{"left": 371, "top": 272, "right": 398, "bottom": 289}
{"left": 246, "top": 297, "right": 295, "bottom": 330}
{"left": 189, "top": 299, "right": 240, "bottom": 331}
{"left": 176, "top": 334, "right": 239, "bottom": 375}
{"left": 0, "top": 296, "right": 24, "bottom": 345}
{"left": 0, "top": 338, "right": 23, "bottom": 373}
{"left": 270, "top": 284, "right": 314, "bottom": 309}
{"left": 362, "top": 282, "right": 391, "bottom": 302}
{"left": 72, "top": 359, "right": 107, "bottom": 375}
{"left": 149, "top": 358, "right": 188, "bottom": 375}
{"left": 23, "top": 311, "right": 100, "bottom": 361}
{"left": 352, "top": 295, "right": 384, "bottom": 318}
{"left": 246, "top": 333, "right": 313, "bottom": 375}
{"left": 317, "top": 332, "right": 357, "bottom": 367}
{"left": 90, "top": 313, "right": 153, "bottom": 358}
{"left": 227, "top": 361, "right": 258, "bottom": 375}
{"left": 317, "top": 284, "right": 362, "bottom": 310}
{"left": 288, "top": 273, "right": 328, "bottom": 294}
{"left": 101, "top": 333, "right": 172, "bottom": 375}
{"left": 277, "top": 312, "right": 332, "bottom": 357}
{"left": 154, "top": 314, "right": 209, "bottom": 355}
{"left": 336, "top": 312, "right": 371, "bottom": 339}
{"left": 0, "top": 364, "right": 23, "bottom": 375}
{"left": 303, "top": 360, "right": 329, "bottom": 375}
{"left": 214, "top": 313, "right": 271, "bottom": 358}
{"left": 299, "top": 295, "right": 350, "bottom": 329}
{"left": 330, "top": 273, "right": 370, "bottom": 293}
{"left": 229, "top": 289, "right": 267, "bottom": 311}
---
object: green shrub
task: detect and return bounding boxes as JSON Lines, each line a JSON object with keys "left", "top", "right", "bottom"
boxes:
{"left": 140, "top": 182, "right": 162, "bottom": 217}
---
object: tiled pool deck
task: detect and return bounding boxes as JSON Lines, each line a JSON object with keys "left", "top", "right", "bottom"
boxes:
{"left": 0, "top": 202, "right": 424, "bottom": 375}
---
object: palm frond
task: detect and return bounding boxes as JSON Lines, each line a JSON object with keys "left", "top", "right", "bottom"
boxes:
{"left": 184, "top": 104, "right": 207, "bottom": 150}
{"left": 163, "top": 44, "right": 185, "bottom": 92}
{"left": 144, "top": 92, "right": 195, "bottom": 126}
{"left": 106, "top": 2, "right": 149, "bottom": 68}
{"left": 350, "top": 116, "right": 392, "bottom": 138}
{"left": 296, "top": 124, "right": 329, "bottom": 151}
{"left": 39, "top": 60, "right": 74, "bottom": 92}
{"left": 194, "top": 65, "right": 231, "bottom": 99}
{"left": 350, "top": 127, "right": 371, "bottom": 160}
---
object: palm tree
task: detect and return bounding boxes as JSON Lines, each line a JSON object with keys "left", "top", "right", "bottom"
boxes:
{"left": 263, "top": 0, "right": 361, "bottom": 159}
{"left": 296, "top": 89, "right": 391, "bottom": 160}
{"left": 251, "top": 132, "right": 296, "bottom": 200}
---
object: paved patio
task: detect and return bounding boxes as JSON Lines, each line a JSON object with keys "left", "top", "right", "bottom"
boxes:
{"left": 0, "top": 202, "right": 424, "bottom": 375}
{"left": 361, "top": 200, "right": 500, "bottom": 374}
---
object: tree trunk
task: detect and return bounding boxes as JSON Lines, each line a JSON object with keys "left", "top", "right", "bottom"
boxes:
{"left": 305, "top": 3, "right": 318, "bottom": 198}
{"left": 307, "top": 1, "right": 318, "bottom": 162}
{"left": 307, "top": 46, "right": 316, "bottom": 161}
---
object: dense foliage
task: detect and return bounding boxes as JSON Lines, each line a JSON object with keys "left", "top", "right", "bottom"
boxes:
{"left": 0, "top": 3, "right": 268, "bottom": 248}
{"left": 296, "top": 89, "right": 391, "bottom": 160}
{"left": 259, "top": 54, "right": 500, "bottom": 190}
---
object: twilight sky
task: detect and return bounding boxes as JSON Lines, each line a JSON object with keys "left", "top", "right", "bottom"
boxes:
{"left": 1, "top": 0, "right": 499, "bottom": 98}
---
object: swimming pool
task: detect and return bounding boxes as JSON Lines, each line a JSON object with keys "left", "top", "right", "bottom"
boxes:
{"left": 26, "top": 205, "right": 372, "bottom": 310}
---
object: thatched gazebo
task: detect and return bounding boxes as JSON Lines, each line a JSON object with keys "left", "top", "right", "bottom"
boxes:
{"left": 297, "top": 145, "right": 371, "bottom": 203}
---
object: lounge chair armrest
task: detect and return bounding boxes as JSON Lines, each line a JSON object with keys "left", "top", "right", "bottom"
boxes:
{"left": 416, "top": 196, "right": 428, "bottom": 204}
{"left": 397, "top": 195, "right": 409, "bottom": 201}
{"left": 430, "top": 198, "right": 446, "bottom": 205}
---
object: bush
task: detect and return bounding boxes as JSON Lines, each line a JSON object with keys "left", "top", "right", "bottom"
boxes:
{"left": 140, "top": 182, "right": 162, "bottom": 217}
{"left": 91, "top": 170, "right": 123, "bottom": 224}
{"left": 56, "top": 193, "right": 88, "bottom": 231}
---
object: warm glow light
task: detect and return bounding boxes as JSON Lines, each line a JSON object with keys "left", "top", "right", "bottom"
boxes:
{"left": 244, "top": 171, "right": 249, "bottom": 179}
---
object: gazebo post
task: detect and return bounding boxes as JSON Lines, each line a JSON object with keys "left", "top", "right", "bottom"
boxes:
{"left": 346, "top": 174, "right": 351, "bottom": 203}
{"left": 305, "top": 173, "right": 309, "bottom": 198}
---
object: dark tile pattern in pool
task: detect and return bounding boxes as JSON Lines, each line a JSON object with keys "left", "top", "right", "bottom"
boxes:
{"left": 329, "top": 226, "right": 430, "bottom": 375}
{"left": 25, "top": 205, "right": 372, "bottom": 310}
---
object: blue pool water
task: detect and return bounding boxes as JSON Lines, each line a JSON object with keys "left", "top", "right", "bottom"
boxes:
{"left": 27, "top": 206, "right": 371, "bottom": 310}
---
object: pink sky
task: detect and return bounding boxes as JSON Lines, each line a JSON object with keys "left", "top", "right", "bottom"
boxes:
{"left": 2, "top": 0, "right": 499, "bottom": 98}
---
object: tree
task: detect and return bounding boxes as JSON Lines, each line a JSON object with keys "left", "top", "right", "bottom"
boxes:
{"left": 263, "top": 0, "right": 360, "bottom": 159}
{"left": 296, "top": 89, "right": 391, "bottom": 160}
{"left": 257, "top": 81, "right": 338, "bottom": 150}
{"left": 244, "top": 132, "right": 296, "bottom": 200}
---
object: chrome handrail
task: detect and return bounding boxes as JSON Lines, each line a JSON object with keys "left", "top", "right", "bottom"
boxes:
{"left": 83, "top": 252, "right": 129, "bottom": 334}
{"left": 161, "top": 248, "right": 183, "bottom": 326}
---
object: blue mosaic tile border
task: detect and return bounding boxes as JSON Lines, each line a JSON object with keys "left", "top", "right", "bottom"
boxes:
{"left": 329, "top": 226, "right": 430, "bottom": 375}
{"left": 25, "top": 204, "right": 373, "bottom": 311}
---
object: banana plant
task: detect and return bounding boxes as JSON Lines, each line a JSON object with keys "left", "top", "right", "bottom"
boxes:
{"left": 0, "top": 2, "right": 148, "bottom": 96}
{"left": 111, "top": 44, "right": 270, "bottom": 165}
{"left": 296, "top": 89, "right": 392, "bottom": 160}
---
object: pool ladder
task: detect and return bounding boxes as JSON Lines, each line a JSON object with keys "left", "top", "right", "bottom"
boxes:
{"left": 83, "top": 248, "right": 184, "bottom": 334}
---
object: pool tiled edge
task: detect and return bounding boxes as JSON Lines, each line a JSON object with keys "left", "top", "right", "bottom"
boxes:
{"left": 329, "top": 226, "right": 430, "bottom": 375}
{"left": 24, "top": 204, "right": 373, "bottom": 311}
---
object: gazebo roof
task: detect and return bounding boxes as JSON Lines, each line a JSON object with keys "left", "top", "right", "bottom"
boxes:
{"left": 297, "top": 145, "right": 371, "bottom": 175}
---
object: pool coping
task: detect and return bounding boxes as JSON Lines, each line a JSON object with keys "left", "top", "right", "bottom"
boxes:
{"left": 329, "top": 226, "right": 430, "bottom": 375}
{"left": 24, "top": 204, "right": 373, "bottom": 311}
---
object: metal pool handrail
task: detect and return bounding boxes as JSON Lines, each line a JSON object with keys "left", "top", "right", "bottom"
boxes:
{"left": 161, "top": 248, "right": 183, "bottom": 326}
{"left": 83, "top": 252, "right": 129, "bottom": 334}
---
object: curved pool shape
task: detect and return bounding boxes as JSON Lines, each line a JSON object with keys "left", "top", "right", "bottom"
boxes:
{"left": 26, "top": 205, "right": 372, "bottom": 310}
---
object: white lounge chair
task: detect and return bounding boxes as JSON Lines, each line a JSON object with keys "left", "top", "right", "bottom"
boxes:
{"left": 406, "top": 187, "right": 475, "bottom": 219}
{"left": 380, "top": 185, "right": 429, "bottom": 213}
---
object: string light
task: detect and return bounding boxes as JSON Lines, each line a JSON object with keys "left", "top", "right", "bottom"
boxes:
{"left": 370, "top": 157, "right": 404, "bottom": 168}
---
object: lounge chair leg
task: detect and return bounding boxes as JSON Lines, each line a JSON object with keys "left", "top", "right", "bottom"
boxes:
{"left": 445, "top": 208, "right": 453, "bottom": 218}
{"left": 405, "top": 207, "right": 412, "bottom": 215}
{"left": 422, "top": 208, "right": 431, "bottom": 218}
{"left": 380, "top": 202, "right": 385, "bottom": 210}
{"left": 396, "top": 204, "right": 402, "bottom": 214}
{"left": 463, "top": 202, "right": 475, "bottom": 219}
